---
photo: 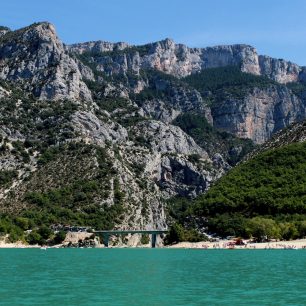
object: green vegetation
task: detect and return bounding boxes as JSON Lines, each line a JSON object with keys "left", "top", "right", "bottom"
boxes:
{"left": 140, "top": 234, "right": 150, "bottom": 244}
{"left": 12, "top": 141, "right": 30, "bottom": 163}
{"left": 37, "top": 146, "right": 61, "bottom": 165}
{"left": 94, "top": 45, "right": 151, "bottom": 58}
{"left": 0, "top": 143, "right": 125, "bottom": 243}
{"left": 164, "top": 223, "right": 206, "bottom": 245}
{"left": 53, "top": 230, "right": 67, "bottom": 244}
{"left": 0, "top": 26, "right": 10, "bottom": 31}
{"left": 96, "top": 97, "right": 131, "bottom": 113}
{"left": 180, "top": 142, "right": 306, "bottom": 240}
{"left": 165, "top": 197, "right": 208, "bottom": 244}
{"left": 23, "top": 179, "right": 124, "bottom": 231}
{"left": 131, "top": 69, "right": 185, "bottom": 106}
{"left": 173, "top": 113, "right": 255, "bottom": 165}
{"left": 183, "top": 66, "right": 275, "bottom": 103}
{"left": 0, "top": 92, "right": 78, "bottom": 147}
{"left": 0, "top": 176, "right": 124, "bottom": 243}
{"left": 287, "top": 81, "right": 306, "bottom": 99}
{"left": 0, "top": 170, "right": 18, "bottom": 186}
{"left": 84, "top": 78, "right": 146, "bottom": 127}
{"left": 0, "top": 215, "right": 25, "bottom": 242}
{"left": 26, "top": 144, "right": 122, "bottom": 230}
{"left": 113, "top": 177, "right": 125, "bottom": 205}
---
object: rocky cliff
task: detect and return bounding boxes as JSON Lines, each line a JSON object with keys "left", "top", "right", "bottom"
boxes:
{"left": 68, "top": 35, "right": 306, "bottom": 144}
{"left": 0, "top": 22, "right": 306, "bottom": 244}
{"left": 210, "top": 85, "right": 305, "bottom": 143}
{"left": 0, "top": 22, "right": 91, "bottom": 101}
{"left": 69, "top": 38, "right": 305, "bottom": 84}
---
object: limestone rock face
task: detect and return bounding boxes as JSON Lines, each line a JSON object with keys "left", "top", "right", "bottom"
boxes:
{"left": 0, "top": 85, "right": 10, "bottom": 98}
{"left": 2, "top": 21, "right": 306, "bottom": 235}
{"left": 69, "top": 35, "right": 306, "bottom": 144}
{"left": 211, "top": 86, "right": 305, "bottom": 144}
{"left": 77, "top": 61, "right": 95, "bottom": 81}
{"left": 140, "top": 81, "right": 208, "bottom": 123}
{"left": 70, "top": 39, "right": 262, "bottom": 78}
{"left": 133, "top": 120, "right": 207, "bottom": 156}
{"left": 201, "top": 44, "right": 260, "bottom": 75}
{"left": 71, "top": 111, "right": 128, "bottom": 144}
{"left": 69, "top": 38, "right": 304, "bottom": 84}
{"left": 259, "top": 55, "right": 301, "bottom": 83}
{"left": 128, "top": 120, "right": 226, "bottom": 198}
{"left": 158, "top": 155, "right": 212, "bottom": 197}
{"left": 0, "top": 22, "right": 91, "bottom": 101}
{"left": 69, "top": 40, "right": 129, "bottom": 54}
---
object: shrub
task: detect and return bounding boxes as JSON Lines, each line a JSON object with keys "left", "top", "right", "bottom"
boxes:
{"left": 0, "top": 170, "right": 18, "bottom": 186}
{"left": 140, "top": 234, "right": 150, "bottom": 245}
{"left": 53, "top": 230, "right": 66, "bottom": 244}
{"left": 27, "top": 231, "right": 42, "bottom": 245}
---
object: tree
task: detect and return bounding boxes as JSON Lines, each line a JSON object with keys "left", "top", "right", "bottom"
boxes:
{"left": 279, "top": 223, "right": 299, "bottom": 240}
{"left": 246, "top": 217, "right": 280, "bottom": 241}
{"left": 27, "top": 231, "right": 42, "bottom": 245}
{"left": 53, "top": 230, "right": 66, "bottom": 244}
{"left": 297, "top": 221, "right": 306, "bottom": 238}
{"left": 140, "top": 234, "right": 150, "bottom": 245}
{"left": 15, "top": 217, "right": 30, "bottom": 230}
{"left": 38, "top": 226, "right": 52, "bottom": 239}
{"left": 165, "top": 223, "right": 185, "bottom": 244}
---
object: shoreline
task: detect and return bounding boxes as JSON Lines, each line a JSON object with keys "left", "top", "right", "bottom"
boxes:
{"left": 1, "top": 238, "right": 306, "bottom": 249}
{"left": 166, "top": 239, "right": 306, "bottom": 250}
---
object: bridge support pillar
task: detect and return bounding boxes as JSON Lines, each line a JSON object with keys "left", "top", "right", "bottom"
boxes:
{"left": 151, "top": 233, "right": 157, "bottom": 248}
{"left": 103, "top": 234, "right": 109, "bottom": 247}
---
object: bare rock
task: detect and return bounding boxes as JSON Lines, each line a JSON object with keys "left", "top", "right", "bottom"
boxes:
{"left": 71, "top": 111, "right": 128, "bottom": 144}
{"left": 0, "top": 22, "right": 92, "bottom": 101}
{"left": 211, "top": 86, "right": 305, "bottom": 143}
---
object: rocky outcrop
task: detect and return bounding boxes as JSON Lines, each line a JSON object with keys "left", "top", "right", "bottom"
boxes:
{"left": 211, "top": 85, "right": 305, "bottom": 143}
{"left": 0, "top": 85, "right": 10, "bottom": 98}
{"left": 259, "top": 55, "right": 301, "bottom": 83}
{"left": 69, "top": 40, "right": 129, "bottom": 54}
{"left": 0, "top": 22, "right": 91, "bottom": 101}
{"left": 245, "top": 120, "right": 306, "bottom": 161}
{"left": 201, "top": 44, "right": 260, "bottom": 75}
{"left": 132, "top": 120, "right": 208, "bottom": 156}
{"left": 69, "top": 33, "right": 306, "bottom": 144}
{"left": 70, "top": 38, "right": 305, "bottom": 84}
{"left": 0, "top": 26, "right": 10, "bottom": 38}
{"left": 126, "top": 120, "right": 226, "bottom": 198}
{"left": 140, "top": 81, "right": 209, "bottom": 123}
{"left": 71, "top": 111, "right": 128, "bottom": 144}
{"left": 1, "top": 20, "right": 306, "bottom": 238}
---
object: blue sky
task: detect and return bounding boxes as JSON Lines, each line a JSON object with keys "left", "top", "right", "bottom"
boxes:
{"left": 1, "top": 0, "right": 306, "bottom": 65}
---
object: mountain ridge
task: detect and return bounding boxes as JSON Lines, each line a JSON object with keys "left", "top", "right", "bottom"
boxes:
{"left": 0, "top": 21, "right": 306, "bottom": 245}
{"left": 69, "top": 36, "right": 305, "bottom": 83}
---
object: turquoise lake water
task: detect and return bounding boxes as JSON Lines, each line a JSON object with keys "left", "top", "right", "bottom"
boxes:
{"left": 0, "top": 249, "right": 306, "bottom": 305}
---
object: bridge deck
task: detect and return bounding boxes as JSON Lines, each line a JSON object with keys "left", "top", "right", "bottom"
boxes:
{"left": 93, "top": 230, "right": 168, "bottom": 235}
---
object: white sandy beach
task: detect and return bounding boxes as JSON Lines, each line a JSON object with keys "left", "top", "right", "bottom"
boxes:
{"left": 167, "top": 239, "right": 306, "bottom": 249}
{"left": 1, "top": 239, "right": 306, "bottom": 249}
{"left": 0, "top": 241, "right": 40, "bottom": 248}
{"left": 1, "top": 232, "right": 306, "bottom": 249}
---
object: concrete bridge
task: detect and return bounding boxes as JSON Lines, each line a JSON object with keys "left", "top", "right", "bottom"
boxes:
{"left": 93, "top": 230, "right": 168, "bottom": 248}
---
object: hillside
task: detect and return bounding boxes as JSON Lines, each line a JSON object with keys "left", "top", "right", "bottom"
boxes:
{"left": 170, "top": 140, "right": 306, "bottom": 242}
{"left": 1, "top": 21, "right": 306, "bottom": 244}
